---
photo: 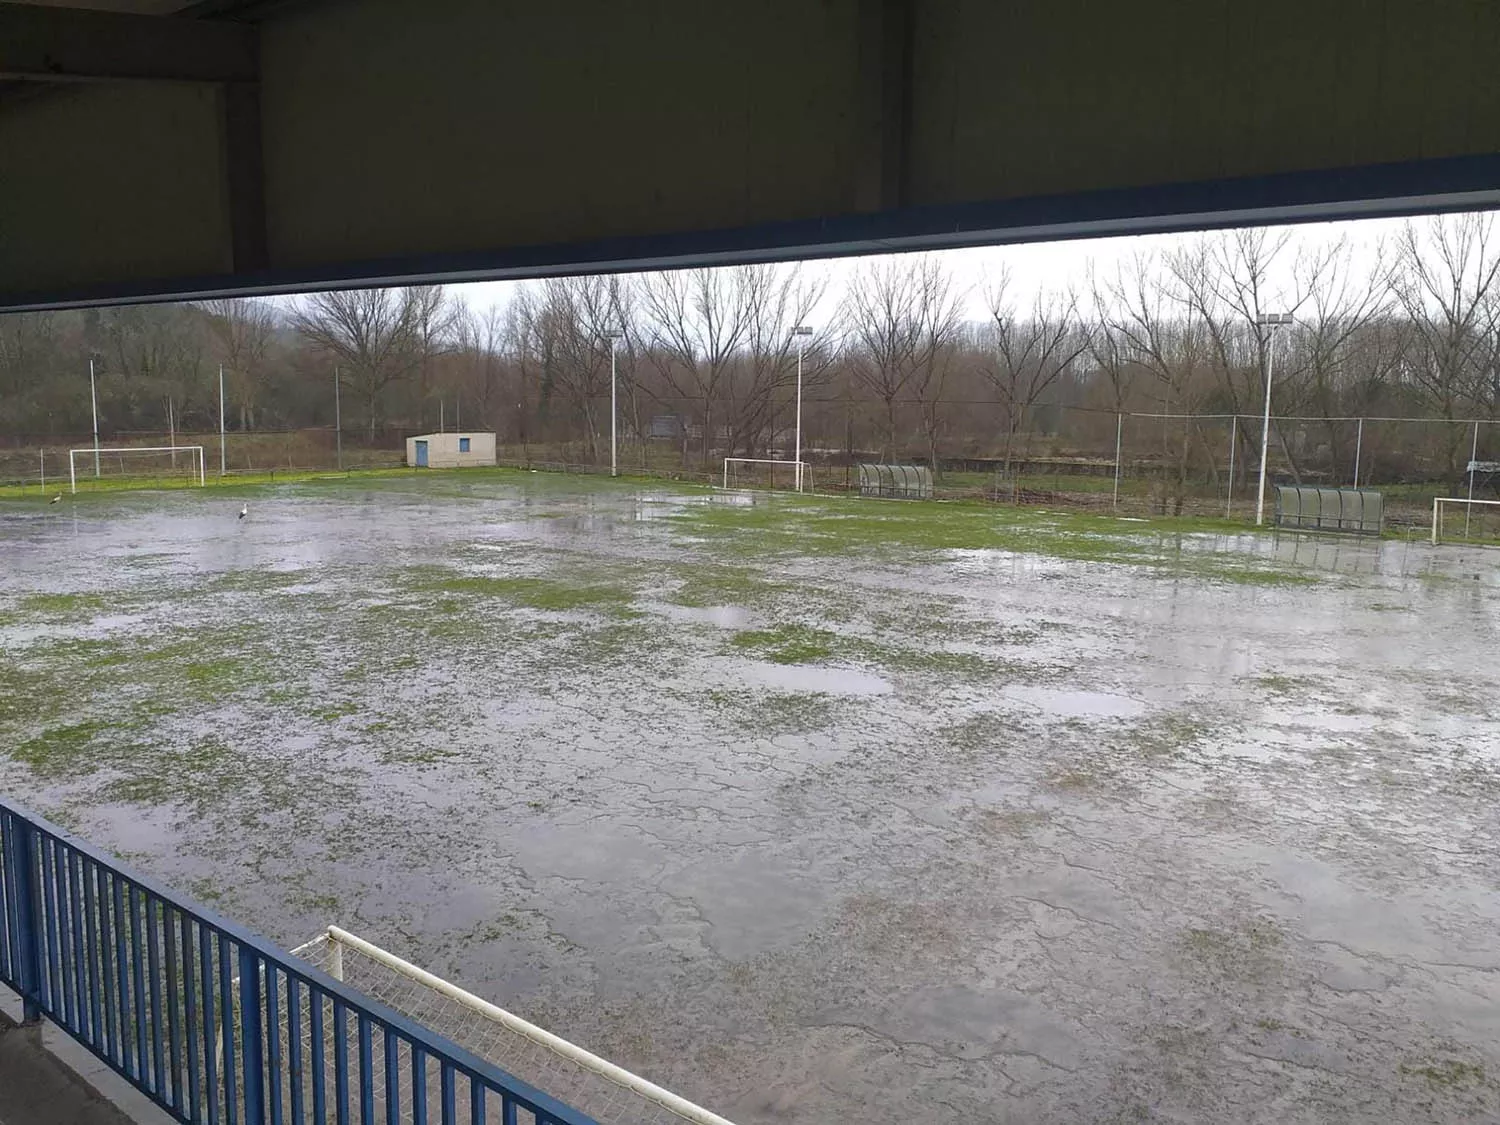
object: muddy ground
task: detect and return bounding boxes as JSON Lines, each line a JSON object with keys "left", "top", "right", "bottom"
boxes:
{"left": 2, "top": 471, "right": 1498, "bottom": 1124}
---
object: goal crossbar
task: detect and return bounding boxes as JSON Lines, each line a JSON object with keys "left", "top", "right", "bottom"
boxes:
{"left": 722, "top": 457, "right": 809, "bottom": 492}
{"left": 69, "top": 445, "right": 206, "bottom": 492}
{"left": 1431, "top": 496, "right": 1500, "bottom": 545}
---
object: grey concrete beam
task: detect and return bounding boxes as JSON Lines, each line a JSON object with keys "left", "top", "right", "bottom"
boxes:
{"left": 0, "top": 4, "right": 257, "bottom": 84}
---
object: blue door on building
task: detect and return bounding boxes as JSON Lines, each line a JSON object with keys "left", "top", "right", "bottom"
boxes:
{"left": 415, "top": 440, "right": 428, "bottom": 467}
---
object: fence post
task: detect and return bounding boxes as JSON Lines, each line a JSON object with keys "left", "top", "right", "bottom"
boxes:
{"left": 4, "top": 813, "right": 44, "bottom": 1023}
{"left": 239, "top": 946, "right": 266, "bottom": 1124}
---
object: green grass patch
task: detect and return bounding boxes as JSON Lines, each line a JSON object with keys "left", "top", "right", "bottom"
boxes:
{"left": 731, "top": 625, "right": 836, "bottom": 664}
{"left": 0, "top": 661, "right": 58, "bottom": 724}
{"left": 700, "top": 688, "right": 843, "bottom": 734}
{"left": 10, "top": 719, "right": 111, "bottom": 776}
{"left": 669, "top": 564, "right": 789, "bottom": 609}
{"left": 1400, "top": 1059, "right": 1488, "bottom": 1091}
{"left": 1179, "top": 918, "right": 1284, "bottom": 979}
{"left": 19, "top": 592, "right": 107, "bottom": 616}
{"left": 666, "top": 493, "right": 1317, "bottom": 586}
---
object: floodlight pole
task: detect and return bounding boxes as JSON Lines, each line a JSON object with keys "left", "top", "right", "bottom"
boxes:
{"left": 1112, "top": 412, "right": 1123, "bottom": 510}
{"left": 606, "top": 331, "right": 623, "bottom": 477}
{"left": 1254, "top": 313, "right": 1293, "bottom": 526}
{"left": 218, "top": 363, "right": 227, "bottom": 477}
{"left": 1225, "top": 415, "right": 1237, "bottom": 518}
{"left": 334, "top": 367, "right": 343, "bottom": 471}
{"left": 89, "top": 357, "right": 100, "bottom": 478}
{"left": 792, "top": 325, "right": 813, "bottom": 492}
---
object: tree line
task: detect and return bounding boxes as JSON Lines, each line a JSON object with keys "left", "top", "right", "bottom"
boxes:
{"left": 2, "top": 214, "right": 1498, "bottom": 484}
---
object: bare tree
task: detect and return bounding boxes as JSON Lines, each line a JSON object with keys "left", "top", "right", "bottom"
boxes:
{"left": 843, "top": 255, "right": 965, "bottom": 462}
{"left": 293, "top": 287, "right": 450, "bottom": 442}
{"left": 1391, "top": 215, "right": 1500, "bottom": 471}
{"left": 1294, "top": 237, "right": 1398, "bottom": 473}
{"left": 725, "top": 266, "right": 828, "bottom": 460}
{"left": 506, "top": 275, "right": 632, "bottom": 462}
{"left": 981, "top": 268, "right": 1089, "bottom": 487}
{"left": 640, "top": 267, "right": 758, "bottom": 468}
{"left": 200, "top": 298, "right": 276, "bottom": 431}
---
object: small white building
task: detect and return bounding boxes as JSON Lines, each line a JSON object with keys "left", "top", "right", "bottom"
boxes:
{"left": 405, "top": 432, "right": 497, "bottom": 468}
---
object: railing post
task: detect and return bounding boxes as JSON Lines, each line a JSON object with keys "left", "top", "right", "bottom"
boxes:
{"left": 5, "top": 813, "right": 44, "bottom": 1023}
{"left": 239, "top": 946, "right": 266, "bottom": 1124}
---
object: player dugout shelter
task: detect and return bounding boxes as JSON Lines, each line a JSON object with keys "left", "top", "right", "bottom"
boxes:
{"left": 405, "top": 433, "right": 497, "bottom": 470}
{"left": 1273, "top": 485, "right": 1383, "bottom": 535}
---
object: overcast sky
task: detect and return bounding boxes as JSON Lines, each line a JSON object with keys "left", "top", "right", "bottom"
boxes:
{"left": 448, "top": 214, "right": 1412, "bottom": 324}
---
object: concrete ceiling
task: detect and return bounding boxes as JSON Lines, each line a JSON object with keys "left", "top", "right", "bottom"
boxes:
{"left": 3, "top": 0, "right": 1499, "bottom": 311}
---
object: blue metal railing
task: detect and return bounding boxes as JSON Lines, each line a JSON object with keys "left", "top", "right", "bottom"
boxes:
{"left": 0, "top": 799, "right": 597, "bottom": 1125}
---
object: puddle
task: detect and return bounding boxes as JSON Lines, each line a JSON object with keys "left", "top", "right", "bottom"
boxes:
{"left": 736, "top": 660, "right": 892, "bottom": 695}
{"left": 1001, "top": 685, "right": 1148, "bottom": 718}
{"left": 645, "top": 602, "right": 752, "bottom": 628}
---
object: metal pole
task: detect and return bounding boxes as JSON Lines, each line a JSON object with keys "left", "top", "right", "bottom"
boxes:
{"left": 70, "top": 451, "right": 76, "bottom": 495}
{"left": 611, "top": 337, "right": 619, "bottom": 478}
{"left": 1465, "top": 420, "right": 1479, "bottom": 538}
{"left": 7, "top": 820, "right": 43, "bottom": 1022}
{"left": 1112, "top": 412, "right": 1122, "bottom": 510}
{"left": 89, "top": 358, "right": 100, "bottom": 478}
{"left": 1353, "top": 417, "right": 1364, "bottom": 488}
{"left": 168, "top": 397, "right": 177, "bottom": 469}
{"left": 795, "top": 341, "right": 805, "bottom": 492}
{"left": 1255, "top": 328, "right": 1278, "bottom": 526}
{"left": 334, "top": 367, "right": 343, "bottom": 471}
{"left": 39, "top": 450, "right": 44, "bottom": 495}
{"left": 218, "top": 364, "right": 226, "bottom": 476}
{"left": 1225, "top": 415, "right": 1236, "bottom": 518}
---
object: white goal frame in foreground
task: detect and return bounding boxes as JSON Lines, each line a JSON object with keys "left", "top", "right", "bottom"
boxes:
{"left": 69, "top": 445, "right": 206, "bottom": 493}
{"left": 1431, "top": 496, "right": 1500, "bottom": 545}
{"left": 722, "top": 457, "right": 809, "bottom": 493}
{"left": 290, "top": 925, "right": 737, "bottom": 1125}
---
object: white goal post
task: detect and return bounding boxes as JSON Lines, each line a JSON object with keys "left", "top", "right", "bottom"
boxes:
{"left": 722, "top": 457, "right": 809, "bottom": 493}
{"left": 69, "top": 445, "right": 206, "bottom": 493}
{"left": 1431, "top": 496, "right": 1500, "bottom": 544}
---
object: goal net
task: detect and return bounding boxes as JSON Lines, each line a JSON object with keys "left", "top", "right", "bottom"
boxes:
{"left": 1431, "top": 497, "right": 1500, "bottom": 545}
{"left": 69, "top": 445, "right": 206, "bottom": 493}
{"left": 285, "top": 926, "right": 735, "bottom": 1125}
{"left": 721, "top": 458, "right": 807, "bottom": 493}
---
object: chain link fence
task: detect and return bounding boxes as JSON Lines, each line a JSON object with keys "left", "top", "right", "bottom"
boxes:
{"left": 4, "top": 407, "right": 1496, "bottom": 533}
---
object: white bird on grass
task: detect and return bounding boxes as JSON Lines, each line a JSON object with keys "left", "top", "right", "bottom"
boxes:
{"left": 238, "top": 504, "right": 248, "bottom": 520}
{"left": 48, "top": 493, "right": 61, "bottom": 505}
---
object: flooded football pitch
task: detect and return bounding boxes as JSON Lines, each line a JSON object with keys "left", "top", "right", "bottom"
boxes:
{"left": 2, "top": 471, "right": 1498, "bottom": 1123}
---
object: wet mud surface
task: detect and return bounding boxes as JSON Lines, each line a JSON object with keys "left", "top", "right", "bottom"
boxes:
{"left": 2, "top": 473, "right": 1499, "bottom": 1123}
